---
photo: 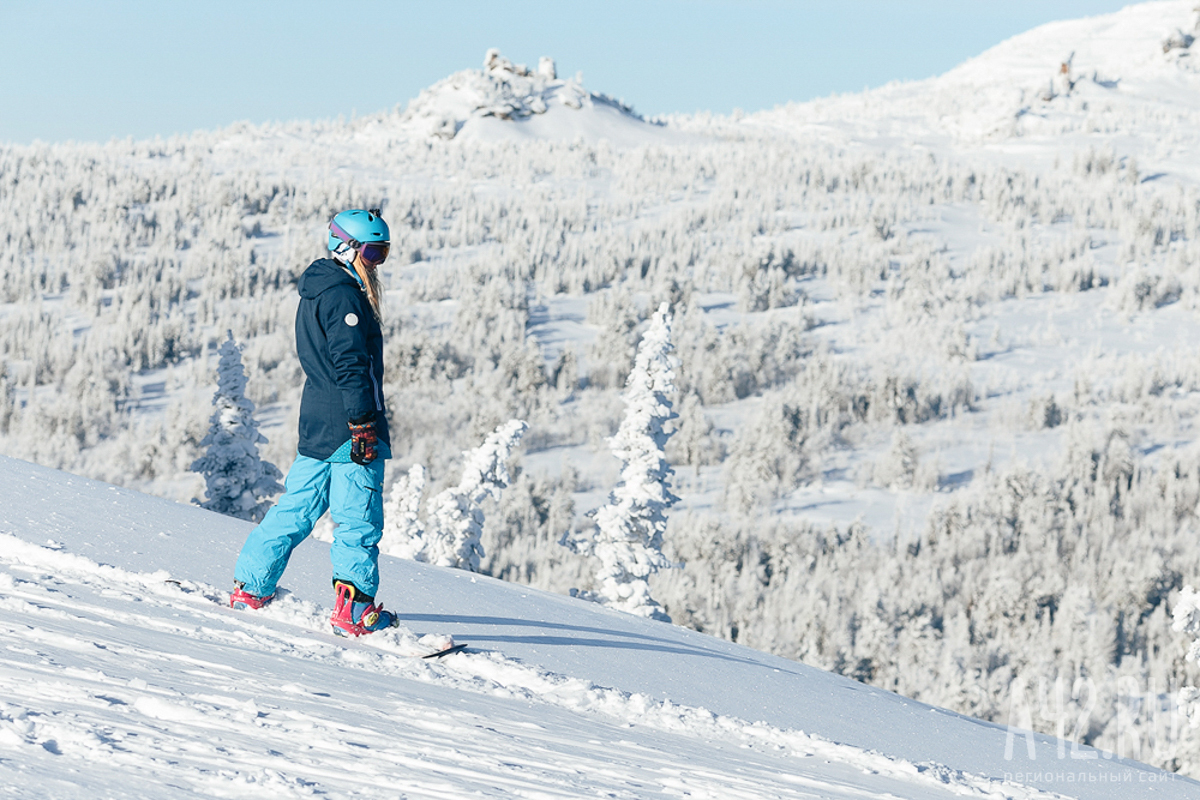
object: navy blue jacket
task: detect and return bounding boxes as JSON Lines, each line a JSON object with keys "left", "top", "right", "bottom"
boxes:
{"left": 295, "top": 258, "right": 390, "bottom": 461}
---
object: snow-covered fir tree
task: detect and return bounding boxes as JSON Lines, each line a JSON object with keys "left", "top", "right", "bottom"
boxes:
{"left": 567, "top": 303, "right": 678, "bottom": 622}
{"left": 190, "top": 332, "right": 282, "bottom": 522}
{"left": 380, "top": 463, "right": 426, "bottom": 560}
{"left": 422, "top": 419, "right": 528, "bottom": 571}
{"left": 1173, "top": 586, "right": 1200, "bottom": 725}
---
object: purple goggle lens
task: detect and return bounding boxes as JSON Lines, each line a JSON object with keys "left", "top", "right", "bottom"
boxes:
{"left": 359, "top": 242, "right": 390, "bottom": 265}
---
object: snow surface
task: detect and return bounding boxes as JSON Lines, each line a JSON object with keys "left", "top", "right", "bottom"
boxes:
{"left": 1, "top": 454, "right": 1194, "bottom": 799}
{"left": 750, "top": 0, "right": 1200, "bottom": 180}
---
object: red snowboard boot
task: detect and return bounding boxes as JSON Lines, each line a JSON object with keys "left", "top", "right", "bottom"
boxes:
{"left": 329, "top": 581, "right": 399, "bottom": 637}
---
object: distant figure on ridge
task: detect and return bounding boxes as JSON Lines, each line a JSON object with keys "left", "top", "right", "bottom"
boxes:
{"left": 229, "top": 208, "right": 399, "bottom": 637}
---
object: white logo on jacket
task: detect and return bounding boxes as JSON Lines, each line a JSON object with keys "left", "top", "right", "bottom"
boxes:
{"left": 344, "top": 313, "right": 359, "bottom": 327}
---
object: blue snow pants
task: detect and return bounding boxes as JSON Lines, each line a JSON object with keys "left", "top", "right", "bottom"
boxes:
{"left": 234, "top": 454, "right": 385, "bottom": 598}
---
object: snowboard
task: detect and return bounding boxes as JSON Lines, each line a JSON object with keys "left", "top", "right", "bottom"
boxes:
{"left": 167, "top": 579, "right": 468, "bottom": 659}
{"left": 421, "top": 642, "right": 469, "bottom": 659}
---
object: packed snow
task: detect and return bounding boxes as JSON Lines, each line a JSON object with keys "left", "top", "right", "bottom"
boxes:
{"left": 1, "top": 454, "right": 1194, "bottom": 798}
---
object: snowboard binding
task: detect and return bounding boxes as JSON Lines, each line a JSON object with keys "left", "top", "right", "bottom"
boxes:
{"left": 230, "top": 582, "right": 274, "bottom": 610}
{"left": 329, "top": 580, "right": 399, "bottom": 637}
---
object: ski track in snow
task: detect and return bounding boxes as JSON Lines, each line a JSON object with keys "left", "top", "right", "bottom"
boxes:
{"left": 0, "top": 531, "right": 1077, "bottom": 800}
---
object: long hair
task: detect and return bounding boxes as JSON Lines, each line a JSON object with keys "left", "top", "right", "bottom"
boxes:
{"left": 352, "top": 259, "right": 384, "bottom": 323}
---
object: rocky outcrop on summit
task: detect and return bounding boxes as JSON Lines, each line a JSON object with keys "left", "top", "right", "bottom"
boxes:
{"left": 399, "top": 49, "right": 645, "bottom": 141}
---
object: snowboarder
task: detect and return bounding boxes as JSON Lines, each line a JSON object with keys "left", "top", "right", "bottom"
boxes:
{"left": 230, "top": 208, "right": 399, "bottom": 637}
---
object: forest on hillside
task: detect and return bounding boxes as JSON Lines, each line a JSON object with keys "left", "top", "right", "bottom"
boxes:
{"left": 4, "top": 86, "right": 1200, "bottom": 771}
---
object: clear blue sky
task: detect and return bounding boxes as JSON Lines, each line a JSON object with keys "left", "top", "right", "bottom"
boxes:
{"left": 2, "top": 0, "right": 1134, "bottom": 145}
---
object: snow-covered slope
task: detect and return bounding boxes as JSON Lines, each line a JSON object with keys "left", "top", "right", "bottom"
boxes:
{"left": 751, "top": 1, "right": 1200, "bottom": 178}
{"left": 0, "top": 454, "right": 1194, "bottom": 799}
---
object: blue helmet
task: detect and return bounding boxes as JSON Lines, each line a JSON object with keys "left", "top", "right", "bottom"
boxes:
{"left": 328, "top": 208, "right": 390, "bottom": 266}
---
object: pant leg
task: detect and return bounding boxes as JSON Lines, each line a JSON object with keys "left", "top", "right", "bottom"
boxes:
{"left": 328, "top": 459, "right": 385, "bottom": 597}
{"left": 234, "top": 455, "right": 332, "bottom": 597}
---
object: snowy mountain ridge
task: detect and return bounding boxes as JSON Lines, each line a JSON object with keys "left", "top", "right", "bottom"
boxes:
{"left": 750, "top": 0, "right": 1200, "bottom": 178}
{"left": 1, "top": 453, "right": 1194, "bottom": 799}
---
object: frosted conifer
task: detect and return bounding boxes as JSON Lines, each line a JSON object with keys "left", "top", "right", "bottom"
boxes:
{"left": 190, "top": 332, "right": 283, "bottom": 522}
{"left": 423, "top": 419, "right": 528, "bottom": 571}
{"left": 1173, "top": 585, "right": 1200, "bottom": 725}
{"left": 380, "top": 464, "right": 427, "bottom": 560}
{"left": 0, "top": 362, "right": 13, "bottom": 435}
{"left": 569, "top": 302, "right": 678, "bottom": 622}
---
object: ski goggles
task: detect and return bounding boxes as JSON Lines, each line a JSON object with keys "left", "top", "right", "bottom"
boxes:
{"left": 330, "top": 220, "right": 390, "bottom": 266}
{"left": 357, "top": 241, "right": 390, "bottom": 266}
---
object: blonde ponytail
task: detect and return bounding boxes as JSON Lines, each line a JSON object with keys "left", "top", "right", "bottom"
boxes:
{"left": 352, "top": 259, "right": 384, "bottom": 323}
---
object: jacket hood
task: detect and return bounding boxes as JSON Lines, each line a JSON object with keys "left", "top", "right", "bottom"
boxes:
{"left": 297, "top": 258, "right": 360, "bottom": 300}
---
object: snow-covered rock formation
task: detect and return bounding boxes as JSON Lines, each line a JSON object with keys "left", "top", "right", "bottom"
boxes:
{"left": 397, "top": 48, "right": 673, "bottom": 145}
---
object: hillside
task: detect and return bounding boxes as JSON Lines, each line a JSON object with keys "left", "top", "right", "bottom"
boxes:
{"left": 752, "top": 0, "right": 1200, "bottom": 179}
{"left": 3, "top": 2, "right": 1200, "bottom": 777}
{"left": 1, "top": 453, "right": 1195, "bottom": 799}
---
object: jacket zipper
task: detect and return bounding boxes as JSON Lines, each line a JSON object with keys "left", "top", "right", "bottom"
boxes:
{"left": 368, "top": 355, "right": 383, "bottom": 411}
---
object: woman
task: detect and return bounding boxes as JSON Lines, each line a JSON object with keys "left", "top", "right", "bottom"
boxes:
{"left": 230, "top": 208, "right": 396, "bottom": 637}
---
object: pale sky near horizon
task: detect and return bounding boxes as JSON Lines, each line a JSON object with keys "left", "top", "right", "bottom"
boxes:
{"left": 2, "top": 0, "right": 1135, "bottom": 145}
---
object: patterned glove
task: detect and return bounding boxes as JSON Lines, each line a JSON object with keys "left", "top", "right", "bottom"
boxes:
{"left": 348, "top": 414, "right": 378, "bottom": 465}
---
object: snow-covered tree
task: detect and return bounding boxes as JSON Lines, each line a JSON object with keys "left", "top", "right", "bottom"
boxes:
{"left": 0, "top": 362, "right": 14, "bottom": 435}
{"left": 423, "top": 419, "right": 528, "bottom": 571}
{"left": 568, "top": 303, "right": 678, "bottom": 622}
{"left": 380, "top": 463, "right": 426, "bottom": 559}
{"left": 190, "top": 332, "right": 282, "bottom": 521}
{"left": 1173, "top": 586, "right": 1200, "bottom": 726}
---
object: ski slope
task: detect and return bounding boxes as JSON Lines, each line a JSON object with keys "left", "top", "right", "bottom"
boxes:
{"left": 0, "top": 454, "right": 1193, "bottom": 799}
